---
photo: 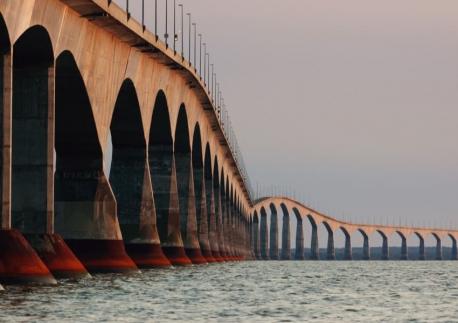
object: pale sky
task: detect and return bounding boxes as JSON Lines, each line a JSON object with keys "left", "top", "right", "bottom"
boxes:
{"left": 114, "top": 0, "right": 458, "bottom": 247}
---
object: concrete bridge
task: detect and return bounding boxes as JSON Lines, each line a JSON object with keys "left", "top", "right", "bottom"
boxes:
{"left": 0, "top": 0, "right": 455, "bottom": 286}
{"left": 252, "top": 197, "right": 458, "bottom": 262}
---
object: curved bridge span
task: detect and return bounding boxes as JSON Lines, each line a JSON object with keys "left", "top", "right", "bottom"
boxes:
{"left": 0, "top": 0, "right": 455, "bottom": 285}
{"left": 252, "top": 197, "right": 458, "bottom": 261}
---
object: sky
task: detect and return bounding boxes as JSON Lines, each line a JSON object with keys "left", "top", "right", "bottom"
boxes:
{"left": 114, "top": 0, "right": 458, "bottom": 247}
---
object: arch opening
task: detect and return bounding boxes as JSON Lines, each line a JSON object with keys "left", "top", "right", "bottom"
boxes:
{"left": 12, "top": 26, "right": 54, "bottom": 234}
{"left": 148, "top": 91, "right": 173, "bottom": 244}
{"left": 109, "top": 79, "right": 147, "bottom": 243}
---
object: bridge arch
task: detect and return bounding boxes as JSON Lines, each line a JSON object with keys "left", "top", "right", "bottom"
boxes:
{"left": 12, "top": 25, "right": 54, "bottom": 234}
{"left": 0, "top": 13, "right": 10, "bottom": 229}
{"left": 109, "top": 78, "right": 150, "bottom": 248}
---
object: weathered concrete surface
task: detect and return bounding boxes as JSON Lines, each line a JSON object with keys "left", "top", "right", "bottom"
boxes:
{"left": 324, "top": 223, "right": 335, "bottom": 260}
{"left": 295, "top": 218, "right": 305, "bottom": 260}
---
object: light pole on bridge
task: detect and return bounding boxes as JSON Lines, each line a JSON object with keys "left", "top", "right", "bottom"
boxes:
{"left": 187, "top": 13, "right": 191, "bottom": 65}
{"left": 198, "top": 34, "right": 202, "bottom": 77}
{"left": 192, "top": 22, "right": 196, "bottom": 71}
{"left": 178, "top": 4, "right": 183, "bottom": 58}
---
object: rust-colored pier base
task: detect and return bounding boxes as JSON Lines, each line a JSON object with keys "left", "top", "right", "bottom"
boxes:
{"left": 0, "top": 230, "right": 56, "bottom": 284}
{"left": 162, "top": 246, "right": 192, "bottom": 266}
{"left": 27, "top": 233, "right": 89, "bottom": 279}
{"left": 65, "top": 239, "right": 138, "bottom": 273}
{"left": 125, "top": 243, "right": 171, "bottom": 268}
{"left": 212, "top": 250, "right": 225, "bottom": 262}
{"left": 185, "top": 248, "right": 208, "bottom": 265}
{"left": 201, "top": 248, "right": 217, "bottom": 263}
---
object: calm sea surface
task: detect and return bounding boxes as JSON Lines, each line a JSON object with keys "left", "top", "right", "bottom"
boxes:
{"left": 1, "top": 261, "right": 458, "bottom": 322}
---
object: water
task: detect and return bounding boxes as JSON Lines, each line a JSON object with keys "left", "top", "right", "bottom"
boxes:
{"left": 1, "top": 261, "right": 458, "bottom": 322}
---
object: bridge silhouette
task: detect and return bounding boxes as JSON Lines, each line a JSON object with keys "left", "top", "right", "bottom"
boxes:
{"left": 0, "top": 0, "right": 455, "bottom": 285}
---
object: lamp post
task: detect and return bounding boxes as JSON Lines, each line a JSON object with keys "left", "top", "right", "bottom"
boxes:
{"left": 192, "top": 23, "right": 196, "bottom": 70}
{"left": 178, "top": 4, "right": 183, "bottom": 58}
{"left": 173, "top": 0, "right": 177, "bottom": 52}
{"left": 165, "top": 0, "right": 168, "bottom": 47}
{"left": 207, "top": 53, "right": 210, "bottom": 92}
{"left": 203, "top": 43, "right": 206, "bottom": 84}
{"left": 198, "top": 34, "right": 202, "bottom": 77}
{"left": 186, "top": 13, "right": 191, "bottom": 65}
{"left": 155, "top": 0, "right": 158, "bottom": 39}
{"left": 210, "top": 64, "right": 214, "bottom": 100}
{"left": 141, "top": 0, "right": 144, "bottom": 30}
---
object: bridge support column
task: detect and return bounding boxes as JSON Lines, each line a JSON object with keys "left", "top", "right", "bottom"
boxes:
{"left": 0, "top": 39, "right": 57, "bottom": 284}
{"left": 344, "top": 231, "right": 352, "bottom": 260}
{"left": 196, "top": 171, "right": 214, "bottom": 262}
{"left": 214, "top": 181, "right": 226, "bottom": 262}
{"left": 310, "top": 225, "right": 319, "bottom": 260}
{"left": 150, "top": 151, "right": 191, "bottom": 266}
{"left": 418, "top": 235, "right": 425, "bottom": 260}
{"left": 451, "top": 236, "right": 457, "bottom": 260}
{"left": 281, "top": 214, "right": 291, "bottom": 260}
{"left": 269, "top": 209, "right": 279, "bottom": 260}
{"left": 363, "top": 235, "right": 370, "bottom": 260}
{"left": 400, "top": 235, "right": 408, "bottom": 260}
{"left": 176, "top": 157, "right": 206, "bottom": 265}
{"left": 295, "top": 219, "right": 305, "bottom": 260}
{"left": 253, "top": 216, "right": 260, "bottom": 259}
{"left": 260, "top": 211, "right": 269, "bottom": 260}
{"left": 325, "top": 227, "right": 335, "bottom": 260}
{"left": 434, "top": 234, "right": 442, "bottom": 260}
{"left": 206, "top": 181, "right": 222, "bottom": 262}
{"left": 381, "top": 235, "right": 389, "bottom": 260}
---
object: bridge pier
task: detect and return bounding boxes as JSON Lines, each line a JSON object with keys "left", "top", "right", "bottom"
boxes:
{"left": 416, "top": 233, "right": 425, "bottom": 260}
{"left": 253, "top": 214, "right": 260, "bottom": 259}
{"left": 176, "top": 155, "right": 206, "bottom": 265}
{"left": 196, "top": 174, "right": 214, "bottom": 262}
{"left": 295, "top": 218, "right": 305, "bottom": 260}
{"left": 450, "top": 235, "right": 457, "bottom": 260}
{"left": 213, "top": 165, "right": 226, "bottom": 262}
{"left": 310, "top": 223, "right": 319, "bottom": 260}
{"left": 343, "top": 230, "right": 352, "bottom": 260}
{"left": 205, "top": 175, "right": 222, "bottom": 262}
{"left": 324, "top": 224, "right": 335, "bottom": 260}
{"left": 269, "top": 207, "right": 279, "bottom": 260}
{"left": 260, "top": 209, "right": 269, "bottom": 260}
{"left": 433, "top": 234, "right": 442, "bottom": 260}
{"left": 381, "top": 234, "right": 389, "bottom": 260}
{"left": 269, "top": 210, "right": 278, "bottom": 260}
{"left": 400, "top": 234, "right": 408, "bottom": 260}
{"left": 358, "top": 229, "right": 370, "bottom": 260}
{"left": 281, "top": 213, "right": 291, "bottom": 260}
{"left": 0, "top": 31, "right": 59, "bottom": 284}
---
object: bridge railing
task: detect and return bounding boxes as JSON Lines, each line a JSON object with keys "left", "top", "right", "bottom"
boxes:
{"left": 102, "top": 0, "right": 255, "bottom": 202}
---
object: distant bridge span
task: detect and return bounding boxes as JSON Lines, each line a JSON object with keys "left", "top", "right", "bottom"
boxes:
{"left": 0, "top": 0, "right": 455, "bottom": 286}
{"left": 252, "top": 197, "right": 458, "bottom": 261}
